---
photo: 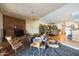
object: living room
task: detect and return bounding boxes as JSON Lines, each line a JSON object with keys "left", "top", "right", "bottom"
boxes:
{"left": 0, "top": 3, "right": 79, "bottom": 56}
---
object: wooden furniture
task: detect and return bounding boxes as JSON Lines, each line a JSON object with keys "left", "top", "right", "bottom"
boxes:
{"left": 14, "top": 35, "right": 27, "bottom": 43}
{"left": 5, "top": 36, "right": 23, "bottom": 54}
{"left": 30, "top": 42, "right": 40, "bottom": 48}
{"left": 47, "top": 36, "right": 60, "bottom": 48}
{"left": 48, "top": 35, "right": 60, "bottom": 42}
{"left": 30, "top": 42, "right": 41, "bottom": 55}
{"left": 0, "top": 42, "right": 14, "bottom": 56}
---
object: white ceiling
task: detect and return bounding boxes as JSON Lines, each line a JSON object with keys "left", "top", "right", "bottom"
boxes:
{"left": 0, "top": 3, "right": 66, "bottom": 19}
{"left": 39, "top": 3, "right": 79, "bottom": 23}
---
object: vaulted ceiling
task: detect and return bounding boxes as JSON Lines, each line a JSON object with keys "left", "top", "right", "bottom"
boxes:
{"left": 39, "top": 3, "right": 79, "bottom": 23}
{"left": 0, "top": 3, "right": 66, "bottom": 19}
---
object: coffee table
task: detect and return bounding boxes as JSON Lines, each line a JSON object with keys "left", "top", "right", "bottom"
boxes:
{"left": 47, "top": 41, "right": 59, "bottom": 48}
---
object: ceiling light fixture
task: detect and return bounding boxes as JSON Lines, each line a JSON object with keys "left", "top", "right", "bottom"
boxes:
{"left": 30, "top": 11, "right": 38, "bottom": 21}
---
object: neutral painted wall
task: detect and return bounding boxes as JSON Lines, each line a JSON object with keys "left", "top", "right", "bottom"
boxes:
{"left": 26, "top": 19, "right": 47, "bottom": 35}
{"left": 0, "top": 12, "right": 3, "bottom": 42}
{"left": 25, "top": 18, "right": 62, "bottom": 35}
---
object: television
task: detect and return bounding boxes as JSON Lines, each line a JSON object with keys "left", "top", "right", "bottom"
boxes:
{"left": 14, "top": 28, "right": 24, "bottom": 37}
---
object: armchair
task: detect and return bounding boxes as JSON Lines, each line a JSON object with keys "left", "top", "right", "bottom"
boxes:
{"left": 5, "top": 36, "right": 23, "bottom": 54}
